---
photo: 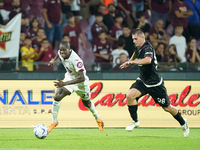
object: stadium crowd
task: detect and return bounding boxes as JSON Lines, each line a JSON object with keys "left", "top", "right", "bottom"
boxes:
{"left": 0, "top": 0, "right": 200, "bottom": 71}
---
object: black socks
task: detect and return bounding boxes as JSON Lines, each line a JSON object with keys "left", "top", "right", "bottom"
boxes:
{"left": 128, "top": 105, "right": 138, "bottom": 122}
{"left": 173, "top": 112, "right": 185, "bottom": 126}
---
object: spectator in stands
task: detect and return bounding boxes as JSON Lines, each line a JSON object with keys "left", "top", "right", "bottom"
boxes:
{"left": 20, "top": 31, "right": 25, "bottom": 49}
{"left": 119, "top": 24, "right": 134, "bottom": 56}
{"left": 133, "top": 11, "right": 150, "bottom": 39}
{"left": 103, "top": 3, "right": 116, "bottom": 30}
{"left": 1, "top": 0, "right": 12, "bottom": 25}
{"left": 62, "top": 33, "right": 76, "bottom": 52}
{"left": 61, "top": 0, "right": 73, "bottom": 31}
{"left": 111, "top": 38, "right": 129, "bottom": 67}
{"left": 155, "top": 43, "right": 165, "bottom": 62}
{"left": 91, "top": 12, "right": 108, "bottom": 43}
{"left": 19, "top": 31, "right": 26, "bottom": 61}
{"left": 149, "top": 19, "right": 169, "bottom": 49}
{"left": 42, "top": 0, "right": 62, "bottom": 49}
{"left": 184, "top": 0, "right": 200, "bottom": 40}
{"left": 71, "top": 0, "right": 82, "bottom": 24}
{"left": 93, "top": 30, "right": 112, "bottom": 70}
{"left": 20, "top": 36, "right": 38, "bottom": 71}
{"left": 185, "top": 38, "right": 200, "bottom": 63}
{"left": 117, "top": 0, "right": 134, "bottom": 27}
{"left": 161, "top": 44, "right": 182, "bottom": 63}
{"left": 80, "top": 0, "right": 101, "bottom": 20}
{"left": 36, "top": 38, "right": 56, "bottom": 71}
{"left": 169, "top": 23, "right": 187, "bottom": 62}
{"left": 88, "top": 4, "right": 107, "bottom": 42}
{"left": 157, "top": 44, "right": 181, "bottom": 71}
{"left": 112, "top": 53, "right": 134, "bottom": 71}
{"left": 0, "top": 1, "right": 4, "bottom": 25}
{"left": 9, "top": 0, "right": 29, "bottom": 33}
{"left": 172, "top": 0, "right": 193, "bottom": 43}
{"left": 148, "top": 0, "right": 172, "bottom": 27}
{"left": 132, "top": 0, "right": 144, "bottom": 14}
{"left": 64, "top": 12, "right": 86, "bottom": 53}
{"left": 27, "top": 17, "right": 40, "bottom": 39}
{"left": 108, "top": 13, "right": 123, "bottom": 49}
{"left": 102, "top": 0, "right": 114, "bottom": 13}
{"left": 32, "top": 27, "right": 46, "bottom": 51}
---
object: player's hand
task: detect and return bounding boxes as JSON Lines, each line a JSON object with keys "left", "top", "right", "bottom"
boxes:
{"left": 54, "top": 79, "right": 65, "bottom": 88}
{"left": 119, "top": 61, "right": 132, "bottom": 69}
{"left": 48, "top": 60, "right": 55, "bottom": 66}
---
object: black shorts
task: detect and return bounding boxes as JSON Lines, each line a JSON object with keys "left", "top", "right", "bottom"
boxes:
{"left": 130, "top": 80, "right": 170, "bottom": 107}
{"left": 71, "top": 11, "right": 80, "bottom": 17}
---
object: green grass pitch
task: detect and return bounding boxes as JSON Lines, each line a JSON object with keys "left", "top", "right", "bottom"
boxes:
{"left": 0, "top": 128, "right": 199, "bottom": 150}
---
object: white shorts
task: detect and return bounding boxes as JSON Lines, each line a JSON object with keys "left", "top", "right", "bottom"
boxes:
{"left": 63, "top": 76, "right": 91, "bottom": 101}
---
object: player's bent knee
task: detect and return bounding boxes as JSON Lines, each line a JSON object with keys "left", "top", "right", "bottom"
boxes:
{"left": 82, "top": 100, "right": 91, "bottom": 108}
{"left": 54, "top": 95, "right": 62, "bottom": 101}
{"left": 127, "top": 89, "right": 141, "bottom": 101}
{"left": 162, "top": 106, "right": 171, "bottom": 112}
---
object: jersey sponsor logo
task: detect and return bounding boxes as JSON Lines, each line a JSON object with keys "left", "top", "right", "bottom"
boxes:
{"left": 77, "top": 62, "right": 83, "bottom": 68}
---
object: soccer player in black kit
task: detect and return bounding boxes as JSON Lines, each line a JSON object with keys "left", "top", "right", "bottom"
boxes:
{"left": 120, "top": 29, "right": 189, "bottom": 137}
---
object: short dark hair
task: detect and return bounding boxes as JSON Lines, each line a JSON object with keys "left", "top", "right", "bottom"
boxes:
{"left": 136, "top": 11, "right": 144, "bottom": 19}
{"left": 122, "top": 24, "right": 130, "bottom": 29}
{"left": 95, "top": 12, "right": 103, "bottom": 17}
{"left": 98, "top": 30, "right": 107, "bottom": 36}
{"left": 115, "top": 13, "right": 123, "bottom": 20}
{"left": 60, "top": 41, "right": 70, "bottom": 48}
{"left": 117, "top": 38, "right": 125, "bottom": 47}
{"left": 66, "top": 12, "right": 74, "bottom": 19}
{"left": 98, "top": 3, "right": 106, "bottom": 9}
{"left": 62, "top": 33, "right": 69, "bottom": 38}
{"left": 41, "top": 38, "right": 49, "bottom": 43}
{"left": 108, "top": 3, "right": 115, "bottom": 8}
{"left": 25, "top": 36, "right": 32, "bottom": 40}
{"left": 175, "top": 23, "right": 183, "bottom": 28}
{"left": 37, "top": 27, "right": 44, "bottom": 32}
{"left": 132, "top": 28, "right": 144, "bottom": 35}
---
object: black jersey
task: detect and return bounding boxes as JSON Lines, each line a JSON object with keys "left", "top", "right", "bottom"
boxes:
{"left": 134, "top": 41, "right": 161, "bottom": 86}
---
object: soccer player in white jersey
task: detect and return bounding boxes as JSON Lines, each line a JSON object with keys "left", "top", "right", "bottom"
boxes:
{"left": 48, "top": 41, "right": 104, "bottom": 132}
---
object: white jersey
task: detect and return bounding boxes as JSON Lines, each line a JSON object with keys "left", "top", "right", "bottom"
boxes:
{"left": 58, "top": 50, "right": 89, "bottom": 86}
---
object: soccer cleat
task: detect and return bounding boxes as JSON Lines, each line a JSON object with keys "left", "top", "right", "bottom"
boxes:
{"left": 125, "top": 121, "right": 140, "bottom": 131}
{"left": 96, "top": 117, "right": 104, "bottom": 131}
{"left": 181, "top": 118, "right": 189, "bottom": 137}
{"left": 48, "top": 121, "right": 59, "bottom": 133}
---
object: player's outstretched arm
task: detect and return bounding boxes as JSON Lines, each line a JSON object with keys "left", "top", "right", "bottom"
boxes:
{"left": 54, "top": 71, "right": 85, "bottom": 88}
{"left": 48, "top": 54, "right": 59, "bottom": 66}
{"left": 119, "top": 52, "right": 136, "bottom": 69}
{"left": 120, "top": 56, "right": 152, "bottom": 69}
{"left": 129, "top": 57, "right": 152, "bottom": 65}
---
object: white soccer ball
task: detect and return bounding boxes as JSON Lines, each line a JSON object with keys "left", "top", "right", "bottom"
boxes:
{"left": 34, "top": 124, "right": 48, "bottom": 139}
